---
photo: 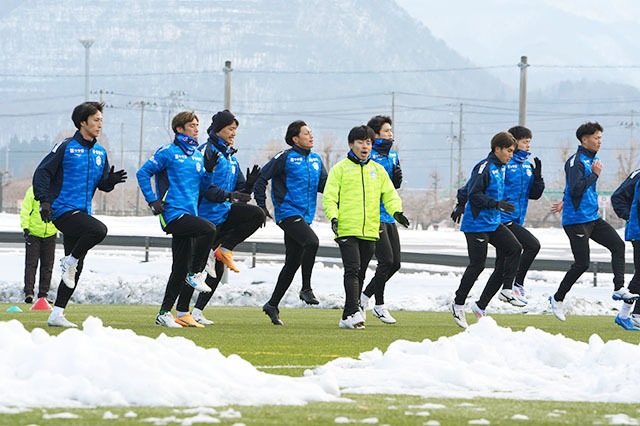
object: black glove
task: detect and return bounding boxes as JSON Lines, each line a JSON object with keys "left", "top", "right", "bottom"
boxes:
{"left": 204, "top": 148, "right": 220, "bottom": 173}
{"left": 450, "top": 204, "right": 464, "bottom": 223}
{"left": 331, "top": 218, "right": 339, "bottom": 236}
{"left": 23, "top": 228, "right": 30, "bottom": 241}
{"left": 496, "top": 198, "right": 515, "bottom": 213}
{"left": 39, "top": 201, "right": 52, "bottom": 223}
{"left": 107, "top": 166, "right": 127, "bottom": 186}
{"left": 149, "top": 200, "right": 166, "bottom": 215}
{"left": 532, "top": 157, "right": 542, "bottom": 179}
{"left": 393, "top": 211, "right": 410, "bottom": 228}
{"left": 243, "top": 165, "right": 261, "bottom": 193}
{"left": 391, "top": 165, "right": 403, "bottom": 189}
{"left": 227, "top": 191, "right": 251, "bottom": 203}
{"left": 259, "top": 205, "right": 273, "bottom": 227}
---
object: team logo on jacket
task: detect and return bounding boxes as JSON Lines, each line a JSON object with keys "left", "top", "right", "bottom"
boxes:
{"left": 96, "top": 156, "right": 102, "bottom": 166}
{"left": 312, "top": 162, "right": 319, "bottom": 171}
{"left": 196, "top": 162, "right": 202, "bottom": 172}
{"left": 370, "top": 170, "right": 377, "bottom": 178}
{"left": 526, "top": 168, "right": 532, "bottom": 176}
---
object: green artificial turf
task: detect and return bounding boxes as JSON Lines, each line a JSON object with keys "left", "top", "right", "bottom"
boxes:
{"left": 1, "top": 303, "right": 639, "bottom": 425}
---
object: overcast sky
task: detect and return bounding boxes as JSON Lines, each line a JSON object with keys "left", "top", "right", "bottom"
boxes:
{"left": 394, "top": 0, "right": 640, "bottom": 90}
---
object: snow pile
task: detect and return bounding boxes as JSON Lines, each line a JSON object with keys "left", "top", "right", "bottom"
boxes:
{"left": 0, "top": 317, "right": 340, "bottom": 408}
{"left": 308, "top": 317, "right": 640, "bottom": 403}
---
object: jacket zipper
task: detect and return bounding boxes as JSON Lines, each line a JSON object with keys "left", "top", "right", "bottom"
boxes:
{"left": 86, "top": 149, "right": 91, "bottom": 211}
{"left": 361, "top": 165, "right": 366, "bottom": 236}
{"left": 305, "top": 156, "right": 310, "bottom": 219}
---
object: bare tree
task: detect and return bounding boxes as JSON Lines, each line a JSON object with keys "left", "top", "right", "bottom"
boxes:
{"left": 317, "top": 134, "right": 342, "bottom": 169}
{"left": 616, "top": 139, "right": 639, "bottom": 182}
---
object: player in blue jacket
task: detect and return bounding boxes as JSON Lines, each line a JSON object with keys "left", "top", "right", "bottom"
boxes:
{"left": 175, "top": 110, "right": 265, "bottom": 326}
{"left": 137, "top": 111, "right": 220, "bottom": 328}
{"left": 254, "top": 120, "right": 328, "bottom": 325}
{"left": 359, "top": 115, "right": 403, "bottom": 324}
{"left": 450, "top": 132, "right": 521, "bottom": 328}
{"left": 549, "top": 122, "right": 639, "bottom": 321}
{"left": 454, "top": 126, "right": 544, "bottom": 306}
{"left": 608, "top": 169, "right": 640, "bottom": 330}
{"left": 33, "top": 102, "right": 127, "bottom": 328}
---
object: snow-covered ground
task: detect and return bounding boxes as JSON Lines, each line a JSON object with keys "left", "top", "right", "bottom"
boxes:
{"left": 2, "top": 213, "right": 640, "bottom": 411}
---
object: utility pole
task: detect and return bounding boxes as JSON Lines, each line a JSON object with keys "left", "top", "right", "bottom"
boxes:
{"left": 121, "top": 122, "right": 125, "bottom": 214}
{"left": 449, "top": 121, "right": 456, "bottom": 194}
{"left": 391, "top": 91, "right": 395, "bottom": 129}
{"left": 518, "top": 55, "right": 529, "bottom": 126}
{"left": 134, "top": 100, "right": 150, "bottom": 215}
{"left": 223, "top": 60, "right": 233, "bottom": 110}
{"left": 78, "top": 39, "right": 94, "bottom": 101}
{"left": 457, "top": 103, "right": 464, "bottom": 187}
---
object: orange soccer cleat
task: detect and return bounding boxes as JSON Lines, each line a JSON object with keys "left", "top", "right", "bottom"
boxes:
{"left": 214, "top": 244, "right": 239, "bottom": 273}
{"left": 174, "top": 314, "right": 205, "bottom": 328}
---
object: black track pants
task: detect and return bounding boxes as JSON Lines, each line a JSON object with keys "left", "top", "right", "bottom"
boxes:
{"left": 554, "top": 218, "right": 625, "bottom": 302}
{"left": 363, "top": 222, "right": 401, "bottom": 305}
{"left": 267, "top": 216, "right": 319, "bottom": 307}
{"left": 23, "top": 234, "right": 56, "bottom": 298}
{"left": 337, "top": 236, "right": 375, "bottom": 319}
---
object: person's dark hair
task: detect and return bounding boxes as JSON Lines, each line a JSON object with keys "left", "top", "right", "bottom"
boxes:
{"left": 507, "top": 125, "right": 532, "bottom": 140}
{"left": 71, "top": 101, "right": 104, "bottom": 130}
{"left": 171, "top": 111, "right": 199, "bottom": 134}
{"left": 576, "top": 121, "right": 603, "bottom": 142}
{"left": 367, "top": 115, "right": 392, "bottom": 135}
{"left": 285, "top": 120, "right": 307, "bottom": 146}
{"left": 348, "top": 125, "right": 376, "bottom": 144}
{"left": 490, "top": 131, "right": 517, "bottom": 151}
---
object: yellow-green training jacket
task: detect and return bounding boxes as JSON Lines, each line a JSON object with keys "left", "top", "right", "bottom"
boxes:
{"left": 323, "top": 155, "right": 402, "bottom": 241}
{"left": 20, "top": 186, "right": 58, "bottom": 238}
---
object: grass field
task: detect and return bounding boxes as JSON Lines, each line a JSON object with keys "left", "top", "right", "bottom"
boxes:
{"left": 2, "top": 303, "right": 640, "bottom": 425}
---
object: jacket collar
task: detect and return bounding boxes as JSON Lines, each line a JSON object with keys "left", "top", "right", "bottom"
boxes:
{"left": 347, "top": 150, "right": 370, "bottom": 165}
{"left": 577, "top": 144, "right": 597, "bottom": 159}
{"left": 487, "top": 152, "right": 505, "bottom": 166}
{"left": 292, "top": 145, "right": 311, "bottom": 157}
{"left": 372, "top": 138, "right": 393, "bottom": 155}
{"left": 73, "top": 131, "right": 96, "bottom": 149}
{"left": 209, "top": 136, "right": 236, "bottom": 157}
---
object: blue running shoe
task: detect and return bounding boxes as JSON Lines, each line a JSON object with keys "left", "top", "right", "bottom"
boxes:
{"left": 614, "top": 315, "right": 640, "bottom": 331}
{"left": 612, "top": 288, "right": 640, "bottom": 302}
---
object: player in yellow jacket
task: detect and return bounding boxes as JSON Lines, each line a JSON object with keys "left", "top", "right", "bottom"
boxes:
{"left": 323, "top": 125, "right": 409, "bottom": 329}
{"left": 20, "top": 186, "right": 58, "bottom": 303}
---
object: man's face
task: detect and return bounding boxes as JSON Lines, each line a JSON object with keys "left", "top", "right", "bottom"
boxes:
{"left": 516, "top": 137, "right": 531, "bottom": 152}
{"left": 80, "top": 111, "right": 102, "bottom": 140}
{"left": 495, "top": 145, "right": 515, "bottom": 164}
{"left": 216, "top": 123, "right": 237, "bottom": 145}
{"left": 293, "top": 125, "right": 313, "bottom": 149}
{"left": 350, "top": 138, "right": 372, "bottom": 161}
{"left": 582, "top": 131, "right": 602, "bottom": 153}
{"left": 177, "top": 118, "right": 199, "bottom": 140}
{"left": 378, "top": 122, "right": 393, "bottom": 140}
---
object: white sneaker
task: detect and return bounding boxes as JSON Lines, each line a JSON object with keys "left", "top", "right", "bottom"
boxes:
{"left": 513, "top": 283, "right": 528, "bottom": 304}
{"left": 372, "top": 305, "right": 396, "bottom": 324}
{"left": 450, "top": 301, "right": 468, "bottom": 329}
{"left": 47, "top": 313, "right": 78, "bottom": 328}
{"left": 548, "top": 296, "right": 566, "bottom": 322}
{"left": 204, "top": 250, "right": 217, "bottom": 277}
{"left": 185, "top": 272, "right": 212, "bottom": 293}
{"left": 339, "top": 311, "right": 365, "bottom": 329}
{"left": 612, "top": 288, "right": 640, "bottom": 302}
{"left": 60, "top": 257, "right": 77, "bottom": 289}
{"left": 191, "top": 310, "right": 214, "bottom": 325}
{"left": 155, "top": 312, "right": 182, "bottom": 328}
{"left": 470, "top": 301, "right": 486, "bottom": 320}
{"left": 631, "top": 314, "right": 640, "bottom": 328}
{"left": 498, "top": 289, "right": 527, "bottom": 307}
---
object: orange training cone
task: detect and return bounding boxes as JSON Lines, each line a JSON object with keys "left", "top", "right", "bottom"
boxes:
{"left": 30, "top": 297, "right": 52, "bottom": 311}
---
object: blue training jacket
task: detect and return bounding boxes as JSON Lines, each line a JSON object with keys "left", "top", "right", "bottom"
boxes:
{"left": 499, "top": 151, "right": 545, "bottom": 225}
{"left": 562, "top": 145, "right": 600, "bottom": 226}
{"left": 136, "top": 135, "right": 213, "bottom": 229}
{"left": 254, "top": 145, "right": 327, "bottom": 224}
{"left": 371, "top": 138, "right": 401, "bottom": 224}
{"left": 197, "top": 136, "right": 246, "bottom": 226}
{"left": 611, "top": 168, "right": 640, "bottom": 240}
{"left": 460, "top": 152, "right": 506, "bottom": 233}
{"left": 33, "top": 131, "right": 116, "bottom": 221}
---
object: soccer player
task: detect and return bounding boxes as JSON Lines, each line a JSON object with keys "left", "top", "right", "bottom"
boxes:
{"left": 549, "top": 122, "right": 638, "bottom": 322}
{"left": 360, "top": 115, "right": 404, "bottom": 324}
{"left": 254, "top": 120, "right": 327, "bottom": 325}
{"left": 137, "top": 111, "right": 219, "bottom": 328}
{"left": 33, "top": 101, "right": 127, "bottom": 327}
{"left": 608, "top": 169, "right": 640, "bottom": 330}
{"left": 323, "top": 125, "right": 408, "bottom": 329}
{"left": 450, "top": 132, "right": 521, "bottom": 328}
{"left": 175, "top": 109, "right": 265, "bottom": 326}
